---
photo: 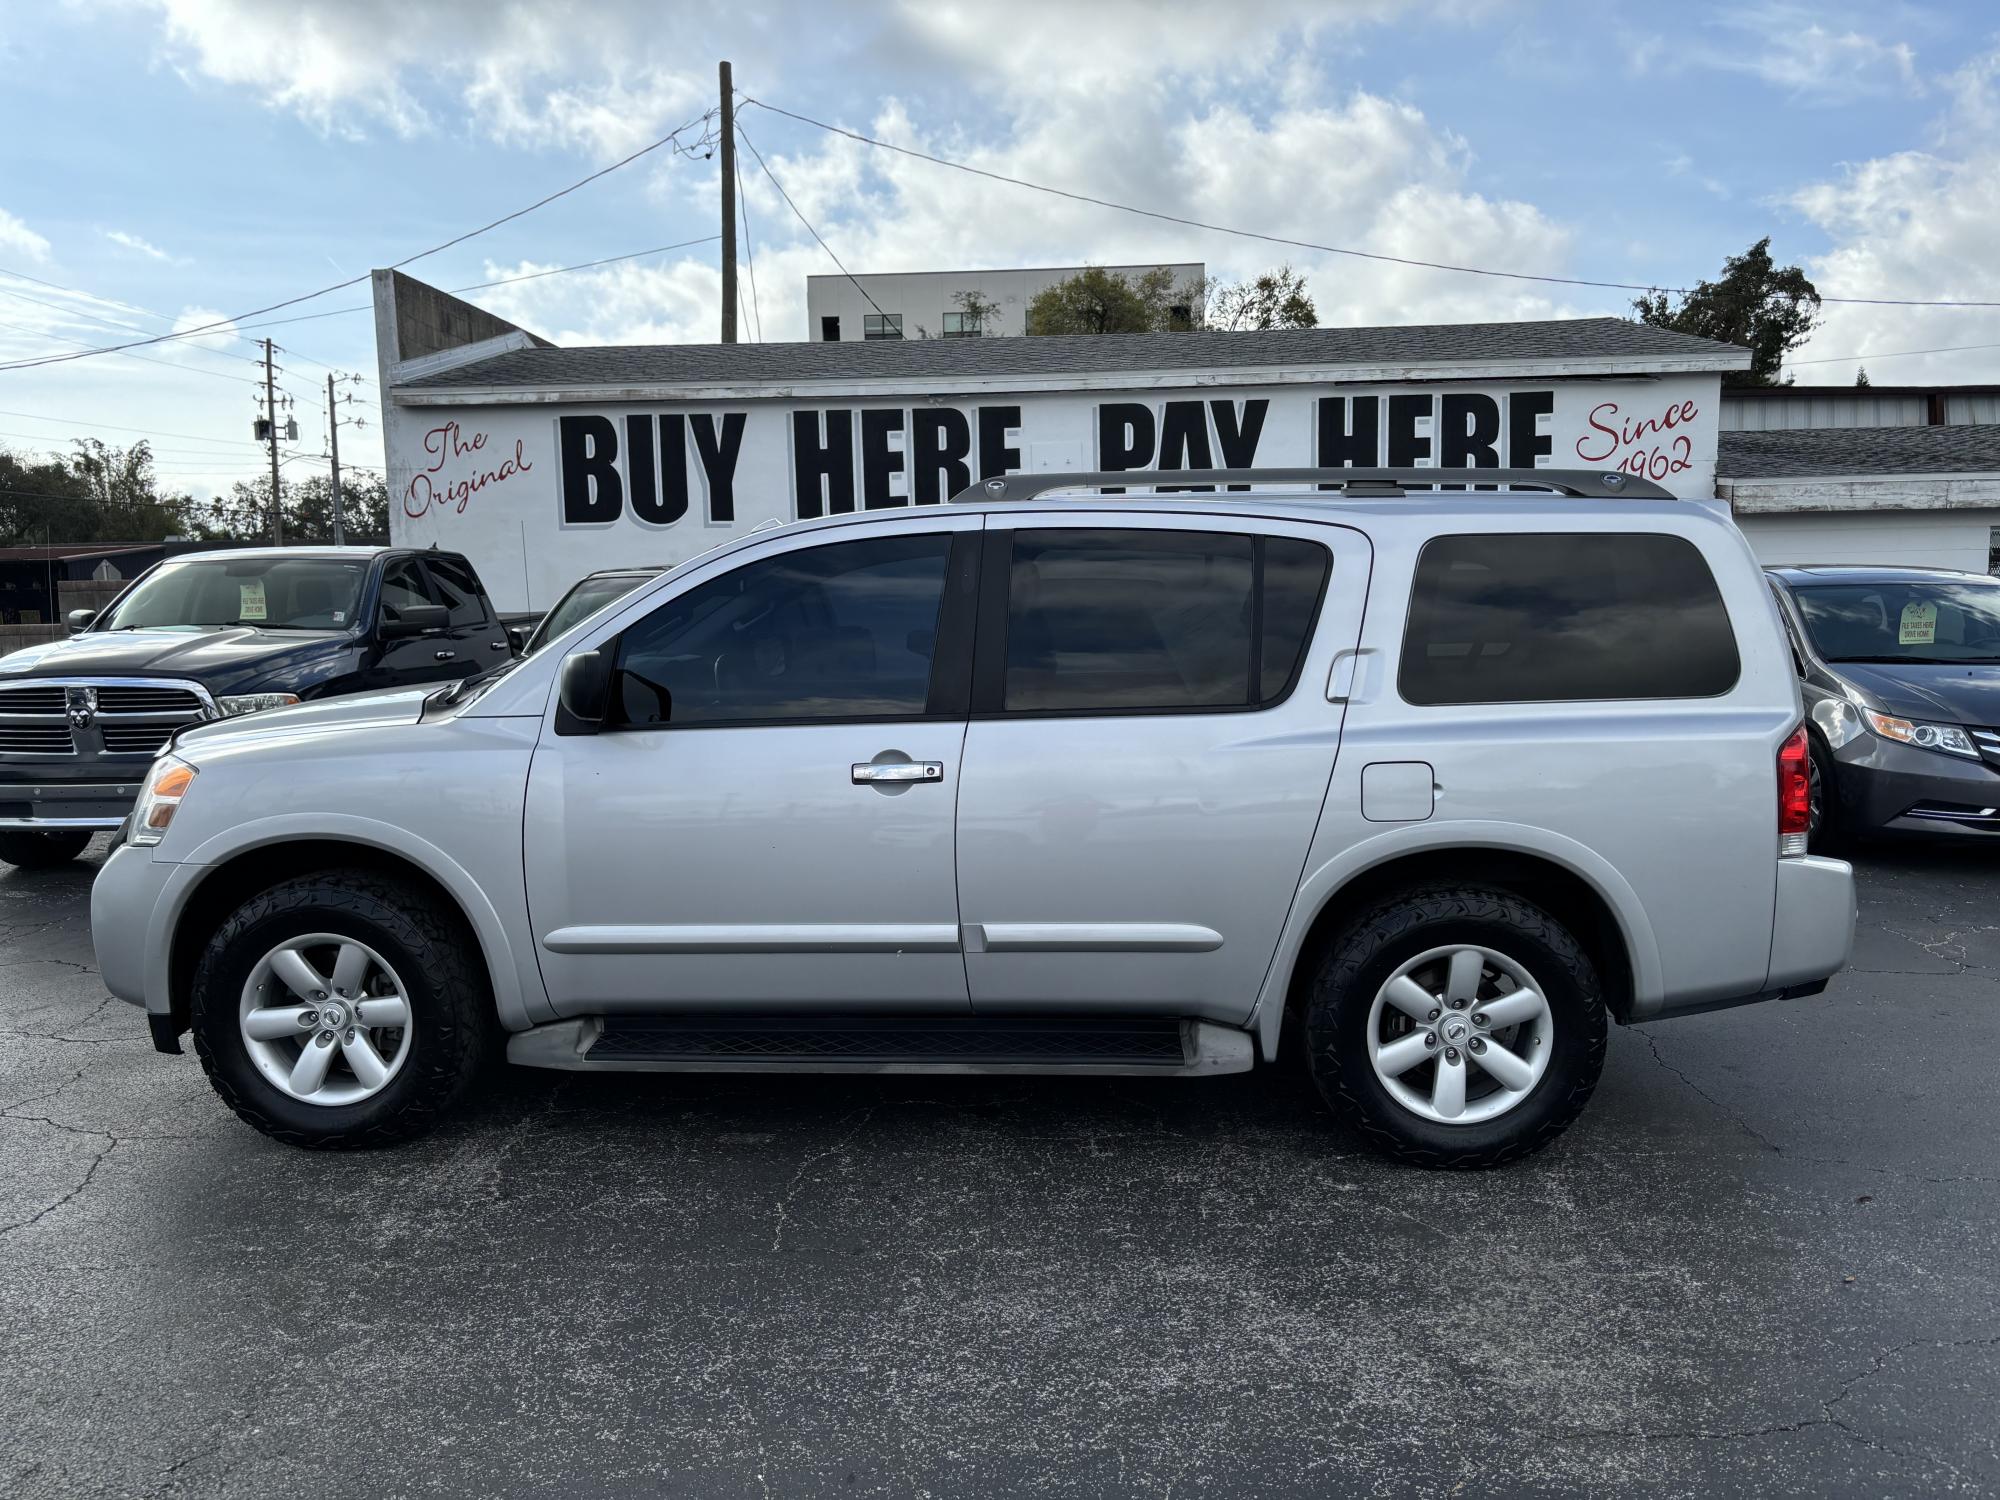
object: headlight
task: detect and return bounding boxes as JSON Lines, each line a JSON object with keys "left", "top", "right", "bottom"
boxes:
{"left": 129, "top": 755, "right": 197, "bottom": 846}
{"left": 217, "top": 692, "right": 300, "bottom": 716}
{"left": 1864, "top": 710, "right": 1979, "bottom": 759}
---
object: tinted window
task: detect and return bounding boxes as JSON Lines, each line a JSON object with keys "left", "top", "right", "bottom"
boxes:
{"left": 615, "top": 534, "right": 950, "bottom": 725}
{"left": 425, "top": 555, "right": 489, "bottom": 628}
{"left": 526, "top": 572, "right": 655, "bottom": 654}
{"left": 1000, "top": 529, "right": 1329, "bottom": 713}
{"left": 379, "top": 558, "right": 438, "bottom": 618}
{"left": 1400, "top": 533, "right": 1739, "bottom": 704}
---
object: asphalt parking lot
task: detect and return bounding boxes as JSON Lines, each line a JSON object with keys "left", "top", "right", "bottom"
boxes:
{"left": 1, "top": 840, "right": 1996, "bottom": 1499}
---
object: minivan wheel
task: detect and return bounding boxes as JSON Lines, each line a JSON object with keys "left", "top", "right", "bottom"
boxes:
{"left": 0, "top": 830, "right": 92, "bottom": 869}
{"left": 1806, "top": 734, "right": 1845, "bottom": 854}
{"left": 190, "top": 870, "right": 493, "bottom": 1148}
{"left": 1305, "top": 886, "right": 1606, "bottom": 1168}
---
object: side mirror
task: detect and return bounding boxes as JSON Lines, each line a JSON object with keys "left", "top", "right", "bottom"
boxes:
{"left": 379, "top": 603, "right": 449, "bottom": 639}
{"left": 507, "top": 625, "right": 528, "bottom": 654}
{"left": 65, "top": 609, "right": 96, "bottom": 634}
{"left": 557, "top": 648, "right": 614, "bottom": 734}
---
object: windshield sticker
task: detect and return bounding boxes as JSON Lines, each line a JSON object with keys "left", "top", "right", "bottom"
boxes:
{"left": 1899, "top": 600, "right": 1937, "bottom": 645}
{"left": 238, "top": 580, "right": 267, "bottom": 621}
{"left": 332, "top": 609, "right": 345, "bottom": 623}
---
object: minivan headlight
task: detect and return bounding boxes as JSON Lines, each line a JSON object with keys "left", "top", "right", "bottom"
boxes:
{"left": 1864, "top": 711, "right": 1979, "bottom": 759}
{"left": 129, "top": 755, "right": 197, "bottom": 845}
{"left": 217, "top": 692, "right": 300, "bottom": 716}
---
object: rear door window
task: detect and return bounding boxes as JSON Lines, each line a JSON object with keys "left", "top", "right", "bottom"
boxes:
{"left": 990, "top": 529, "right": 1330, "bottom": 714}
{"left": 1399, "top": 533, "right": 1739, "bottom": 704}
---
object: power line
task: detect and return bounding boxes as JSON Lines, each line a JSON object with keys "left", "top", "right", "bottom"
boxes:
{"left": 227, "top": 235, "right": 727, "bottom": 336}
{"left": 0, "top": 407, "right": 264, "bottom": 449}
{"left": 0, "top": 267, "right": 339, "bottom": 375}
{"left": 735, "top": 121, "right": 887, "bottom": 319}
{"left": 735, "top": 149, "right": 764, "bottom": 342}
{"left": 0, "top": 318, "right": 259, "bottom": 387}
{"left": 741, "top": 95, "right": 2000, "bottom": 311}
{"left": 0, "top": 107, "right": 717, "bottom": 374}
{"left": 1789, "top": 339, "right": 2000, "bottom": 369}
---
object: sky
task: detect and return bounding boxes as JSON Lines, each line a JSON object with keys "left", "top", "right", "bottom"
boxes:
{"left": 0, "top": 0, "right": 1996, "bottom": 504}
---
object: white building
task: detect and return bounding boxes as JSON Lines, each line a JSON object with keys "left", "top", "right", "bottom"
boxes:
{"left": 1717, "top": 384, "right": 2000, "bottom": 574}
{"left": 803, "top": 263, "right": 1204, "bottom": 342}
{"left": 373, "top": 269, "right": 1752, "bottom": 612}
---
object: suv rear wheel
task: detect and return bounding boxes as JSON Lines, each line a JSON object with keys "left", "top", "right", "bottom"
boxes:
{"left": 190, "top": 870, "right": 494, "bottom": 1148}
{"left": 1305, "top": 885, "right": 1606, "bottom": 1168}
{"left": 0, "top": 830, "right": 92, "bottom": 869}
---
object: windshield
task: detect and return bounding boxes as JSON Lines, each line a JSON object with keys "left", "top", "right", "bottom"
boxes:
{"left": 525, "top": 573, "right": 654, "bottom": 653}
{"left": 100, "top": 557, "right": 367, "bottom": 632}
{"left": 1793, "top": 579, "right": 2000, "bottom": 664}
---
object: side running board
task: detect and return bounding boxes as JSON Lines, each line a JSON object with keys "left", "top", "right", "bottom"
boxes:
{"left": 507, "top": 1014, "right": 1255, "bottom": 1077}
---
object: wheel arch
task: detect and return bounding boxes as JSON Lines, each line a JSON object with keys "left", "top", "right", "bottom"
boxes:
{"left": 161, "top": 819, "right": 539, "bottom": 1041}
{"left": 1252, "top": 824, "right": 1663, "bottom": 1061}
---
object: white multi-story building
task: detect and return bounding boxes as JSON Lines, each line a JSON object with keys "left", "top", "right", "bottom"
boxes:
{"left": 804, "top": 263, "right": 1204, "bottom": 342}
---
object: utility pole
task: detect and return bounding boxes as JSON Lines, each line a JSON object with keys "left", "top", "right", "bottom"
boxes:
{"left": 262, "top": 338, "right": 284, "bottom": 545}
{"left": 326, "top": 371, "right": 345, "bottom": 546}
{"left": 719, "top": 59, "right": 737, "bottom": 344}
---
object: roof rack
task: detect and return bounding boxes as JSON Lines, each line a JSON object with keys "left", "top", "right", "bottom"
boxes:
{"left": 949, "top": 467, "right": 1673, "bottom": 504}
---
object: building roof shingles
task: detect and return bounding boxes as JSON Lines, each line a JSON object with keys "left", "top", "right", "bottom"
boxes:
{"left": 1718, "top": 425, "right": 2000, "bottom": 480}
{"left": 398, "top": 316, "right": 1746, "bottom": 392}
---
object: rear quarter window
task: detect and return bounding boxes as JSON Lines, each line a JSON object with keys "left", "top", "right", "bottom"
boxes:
{"left": 1399, "top": 532, "right": 1740, "bottom": 705}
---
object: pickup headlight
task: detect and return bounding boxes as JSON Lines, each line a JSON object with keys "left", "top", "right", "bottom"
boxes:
{"left": 1865, "top": 710, "right": 1980, "bottom": 759}
{"left": 129, "top": 755, "right": 197, "bottom": 846}
{"left": 217, "top": 693, "right": 300, "bottom": 716}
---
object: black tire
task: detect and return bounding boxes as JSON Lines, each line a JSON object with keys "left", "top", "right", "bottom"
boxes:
{"left": 1304, "top": 885, "right": 1607, "bottom": 1169}
{"left": 190, "top": 870, "right": 494, "bottom": 1148}
{"left": 0, "top": 830, "right": 92, "bottom": 869}
{"left": 1806, "top": 733, "right": 1845, "bottom": 855}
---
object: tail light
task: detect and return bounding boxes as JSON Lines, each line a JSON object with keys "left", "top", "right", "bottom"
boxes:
{"left": 1778, "top": 724, "right": 1810, "bottom": 856}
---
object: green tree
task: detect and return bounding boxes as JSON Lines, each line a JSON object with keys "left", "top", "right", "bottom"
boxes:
{"left": 949, "top": 288, "right": 1002, "bottom": 336}
{"left": 1855, "top": 365, "right": 1871, "bottom": 387}
{"left": 0, "top": 439, "right": 200, "bottom": 545}
{"left": 214, "top": 473, "right": 392, "bottom": 546}
{"left": 1206, "top": 264, "right": 1318, "bottom": 330}
{"left": 1025, "top": 265, "right": 1203, "bottom": 335}
{"left": 1633, "top": 237, "right": 1821, "bottom": 388}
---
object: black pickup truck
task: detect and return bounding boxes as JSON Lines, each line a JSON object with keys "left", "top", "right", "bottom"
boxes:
{"left": 0, "top": 546, "right": 512, "bottom": 868}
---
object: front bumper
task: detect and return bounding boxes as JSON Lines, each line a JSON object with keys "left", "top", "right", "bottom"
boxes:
{"left": 91, "top": 839, "right": 179, "bottom": 1013}
{"left": 1829, "top": 734, "right": 2000, "bottom": 837}
{"left": 0, "top": 778, "right": 145, "bottom": 830}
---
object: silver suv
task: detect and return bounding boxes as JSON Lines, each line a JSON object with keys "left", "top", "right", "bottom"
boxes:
{"left": 90, "top": 468, "right": 1856, "bottom": 1167}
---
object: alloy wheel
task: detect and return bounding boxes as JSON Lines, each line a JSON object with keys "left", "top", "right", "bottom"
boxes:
{"left": 1366, "top": 943, "right": 1555, "bottom": 1125}
{"left": 238, "top": 934, "right": 413, "bottom": 1106}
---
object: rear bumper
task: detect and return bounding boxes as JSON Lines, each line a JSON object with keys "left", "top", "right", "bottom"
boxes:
{"left": 1646, "top": 855, "right": 1855, "bottom": 1022}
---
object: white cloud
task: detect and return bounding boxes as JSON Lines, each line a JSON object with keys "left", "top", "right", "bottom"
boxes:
{"left": 1631, "top": 6, "right": 1920, "bottom": 103}
{"left": 169, "top": 305, "right": 241, "bottom": 351}
{"left": 1783, "top": 48, "right": 2000, "bottom": 383}
{"left": 105, "top": 229, "right": 174, "bottom": 261}
{"left": 0, "top": 208, "right": 51, "bottom": 261}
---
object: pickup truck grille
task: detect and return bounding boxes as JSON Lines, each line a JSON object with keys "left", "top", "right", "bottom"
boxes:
{"left": 0, "top": 678, "right": 215, "bottom": 764}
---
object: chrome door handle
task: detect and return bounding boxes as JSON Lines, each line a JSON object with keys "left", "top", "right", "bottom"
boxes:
{"left": 489, "top": 640, "right": 509, "bottom": 651}
{"left": 852, "top": 761, "right": 944, "bottom": 784}
{"left": 434, "top": 650, "right": 457, "bottom": 661}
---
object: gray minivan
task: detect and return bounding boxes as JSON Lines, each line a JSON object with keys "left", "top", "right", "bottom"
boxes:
{"left": 92, "top": 467, "right": 1855, "bottom": 1167}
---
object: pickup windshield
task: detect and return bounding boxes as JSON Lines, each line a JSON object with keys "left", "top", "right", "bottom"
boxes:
{"left": 1794, "top": 579, "right": 2000, "bottom": 664}
{"left": 98, "top": 557, "right": 368, "bottom": 632}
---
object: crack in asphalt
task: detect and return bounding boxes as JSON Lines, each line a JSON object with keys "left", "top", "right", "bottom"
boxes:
{"left": 770, "top": 1104, "right": 877, "bottom": 1253}
{"left": 1540, "top": 1332, "right": 2000, "bottom": 1484}
{"left": 1628, "top": 1025, "right": 1783, "bottom": 1154}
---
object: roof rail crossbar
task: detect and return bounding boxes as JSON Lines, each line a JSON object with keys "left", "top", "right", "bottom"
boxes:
{"left": 949, "top": 467, "right": 1674, "bottom": 504}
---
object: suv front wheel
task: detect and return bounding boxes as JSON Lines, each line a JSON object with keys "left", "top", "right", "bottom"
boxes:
{"left": 1305, "top": 886, "right": 1606, "bottom": 1168}
{"left": 190, "top": 870, "right": 494, "bottom": 1148}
